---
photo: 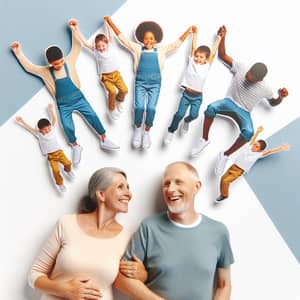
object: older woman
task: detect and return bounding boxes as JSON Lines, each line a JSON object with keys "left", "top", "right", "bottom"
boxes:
{"left": 28, "top": 167, "right": 146, "bottom": 300}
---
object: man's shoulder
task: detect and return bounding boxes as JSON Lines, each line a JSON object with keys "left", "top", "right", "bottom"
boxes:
{"left": 202, "top": 214, "right": 229, "bottom": 234}
{"left": 140, "top": 212, "right": 167, "bottom": 228}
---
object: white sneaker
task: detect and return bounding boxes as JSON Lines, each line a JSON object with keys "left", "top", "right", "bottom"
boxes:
{"left": 65, "top": 170, "right": 76, "bottom": 179}
{"left": 164, "top": 131, "right": 174, "bottom": 145}
{"left": 190, "top": 138, "right": 209, "bottom": 158}
{"left": 108, "top": 109, "right": 120, "bottom": 121}
{"left": 116, "top": 101, "right": 125, "bottom": 113}
{"left": 180, "top": 121, "right": 189, "bottom": 135}
{"left": 57, "top": 184, "right": 66, "bottom": 193}
{"left": 132, "top": 127, "right": 143, "bottom": 149}
{"left": 100, "top": 138, "right": 120, "bottom": 151}
{"left": 142, "top": 131, "right": 151, "bottom": 149}
{"left": 215, "top": 152, "right": 229, "bottom": 176}
{"left": 71, "top": 145, "right": 83, "bottom": 167}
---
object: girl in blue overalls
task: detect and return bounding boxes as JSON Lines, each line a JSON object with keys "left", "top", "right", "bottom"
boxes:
{"left": 105, "top": 16, "right": 193, "bottom": 149}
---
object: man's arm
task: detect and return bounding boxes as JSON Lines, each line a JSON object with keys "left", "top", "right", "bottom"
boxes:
{"left": 263, "top": 143, "right": 290, "bottom": 157}
{"left": 217, "top": 25, "right": 233, "bottom": 67}
{"left": 213, "top": 267, "right": 231, "bottom": 300}
{"left": 267, "top": 88, "right": 289, "bottom": 106}
{"left": 249, "top": 126, "right": 264, "bottom": 145}
{"left": 114, "top": 273, "right": 165, "bottom": 300}
{"left": 47, "top": 103, "right": 56, "bottom": 127}
{"left": 15, "top": 116, "right": 37, "bottom": 135}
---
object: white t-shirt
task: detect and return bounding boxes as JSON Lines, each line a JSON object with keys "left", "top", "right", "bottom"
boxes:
{"left": 226, "top": 61, "right": 273, "bottom": 112}
{"left": 234, "top": 144, "right": 263, "bottom": 172}
{"left": 181, "top": 57, "right": 210, "bottom": 92}
{"left": 35, "top": 130, "right": 61, "bottom": 156}
{"left": 93, "top": 45, "right": 119, "bottom": 75}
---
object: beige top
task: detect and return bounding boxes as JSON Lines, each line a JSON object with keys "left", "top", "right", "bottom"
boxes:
{"left": 118, "top": 33, "right": 182, "bottom": 73}
{"left": 14, "top": 33, "right": 82, "bottom": 98}
{"left": 28, "top": 214, "right": 131, "bottom": 300}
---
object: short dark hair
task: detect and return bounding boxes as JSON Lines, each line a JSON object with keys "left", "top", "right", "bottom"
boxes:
{"left": 45, "top": 46, "right": 63, "bottom": 63}
{"left": 257, "top": 139, "right": 267, "bottom": 151}
{"left": 95, "top": 34, "right": 109, "bottom": 45}
{"left": 249, "top": 62, "right": 268, "bottom": 81}
{"left": 37, "top": 118, "right": 51, "bottom": 129}
{"left": 195, "top": 45, "right": 211, "bottom": 58}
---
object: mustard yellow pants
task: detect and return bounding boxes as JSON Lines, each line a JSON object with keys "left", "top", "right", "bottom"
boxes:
{"left": 48, "top": 150, "right": 71, "bottom": 185}
{"left": 101, "top": 70, "right": 128, "bottom": 110}
{"left": 220, "top": 164, "right": 244, "bottom": 197}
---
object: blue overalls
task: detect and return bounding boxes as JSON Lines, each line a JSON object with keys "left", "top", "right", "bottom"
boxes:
{"left": 134, "top": 48, "right": 162, "bottom": 127}
{"left": 50, "top": 64, "right": 105, "bottom": 143}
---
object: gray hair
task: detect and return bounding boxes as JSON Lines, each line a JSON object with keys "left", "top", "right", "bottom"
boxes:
{"left": 78, "top": 167, "right": 127, "bottom": 213}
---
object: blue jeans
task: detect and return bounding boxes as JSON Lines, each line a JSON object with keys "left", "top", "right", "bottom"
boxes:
{"left": 204, "top": 98, "right": 254, "bottom": 141}
{"left": 168, "top": 91, "right": 202, "bottom": 133}
{"left": 134, "top": 80, "right": 161, "bottom": 127}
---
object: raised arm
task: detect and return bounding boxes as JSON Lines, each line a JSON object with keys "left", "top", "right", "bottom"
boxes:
{"left": 191, "top": 26, "right": 198, "bottom": 56}
{"left": 217, "top": 25, "right": 233, "bottom": 67}
{"left": 67, "top": 19, "right": 83, "bottom": 62}
{"left": 114, "top": 273, "right": 165, "bottom": 300}
{"left": 47, "top": 103, "right": 57, "bottom": 127}
{"left": 10, "top": 42, "right": 44, "bottom": 76}
{"left": 267, "top": 88, "right": 289, "bottom": 106}
{"left": 179, "top": 25, "right": 194, "bottom": 42}
{"left": 69, "top": 19, "right": 93, "bottom": 51}
{"left": 15, "top": 116, "right": 37, "bottom": 135}
{"left": 208, "top": 34, "right": 222, "bottom": 65}
{"left": 104, "top": 16, "right": 121, "bottom": 36}
{"left": 213, "top": 267, "right": 232, "bottom": 300}
{"left": 263, "top": 143, "right": 290, "bottom": 157}
{"left": 249, "top": 126, "right": 264, "bottom": 145}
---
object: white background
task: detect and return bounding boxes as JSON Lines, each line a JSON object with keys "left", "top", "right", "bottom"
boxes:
{"left": 1, "top": 0, "right": 300, "bottom": 299}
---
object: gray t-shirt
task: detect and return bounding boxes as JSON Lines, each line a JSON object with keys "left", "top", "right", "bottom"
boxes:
{"left": 124, "top": 212, "right": 234, "bottom": 300}
{"left": 226, "top": 61, "right": 273, "bottom": 112}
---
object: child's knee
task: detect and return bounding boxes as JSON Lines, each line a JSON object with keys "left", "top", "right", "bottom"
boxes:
{"left": 204, "top": 104, "right": 217, "bottom": 118}
{"left": 240, "top": 127, "right": 254, "bottom": 141}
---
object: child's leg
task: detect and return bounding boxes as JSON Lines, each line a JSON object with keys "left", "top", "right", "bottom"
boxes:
{"left": 144, "top": 83, "right": 161, "bottom": 128}
{"left": 56, "top": 150, "right": 72, "bottom": 172}
{"left": 134, "top": 81, "right": 147, "bottom": 127}
{"left": 101, "top": 74, "right": 117, "bottom": 111}
{"left": 48, "top": 154, "right": 63, "bottom": 185}
{"left": 114, "top": 71, "right": 128, "bottom": 102}
{"left": 168, "top": 92, "right": 190, "bottom": 133}
{"left": 220, "top": 164, "right": 244, "bottom": 197}
{"left": 184, "top": 95, "right": 202, "bottom": 123}
{"left": 58, "top": 106, "right": 77, "bottom": 144}
{"left": 74, "top": 96, "right": 106, "bottom": 136}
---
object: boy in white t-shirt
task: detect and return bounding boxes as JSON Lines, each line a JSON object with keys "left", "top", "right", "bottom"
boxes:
{"left": 164, "top": 27, "right": 221, "bottom": 145}
{"left": 16, "top": 104, "right": 74, "bottom": 193}
{"left": 215, "top": 126, "right": 289, "bottom": 202}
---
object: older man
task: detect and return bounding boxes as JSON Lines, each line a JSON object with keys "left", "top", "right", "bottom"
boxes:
{"left": 115, "top": 161, "right": 234, "bottom": 300}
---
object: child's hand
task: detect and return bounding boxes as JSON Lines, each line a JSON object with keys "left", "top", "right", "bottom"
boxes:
{"left": 10, "top": 41, "right": 21, "bottom": 54}
{"left": 15, "top": 116, "right": 23, "bottom": 123}
{"left": 278, "top": 88, "right": 288, "bottom": 99}
{"left": 280, "top": 144, "right": 290, "bottom": 151}
{"left": 103, "top": 16, "right": 111, "bottom": 23}
{"left": 191, "top": 25, "right": 197, "bottom": 34}
{"left": 217, "top": 25, "right": 227, "bottom": 38}
{"left": 68, "top": 18, "right": 79, "bottom": 30}
{"left": 257, "top": 126, "right": 264, "bottom": 133}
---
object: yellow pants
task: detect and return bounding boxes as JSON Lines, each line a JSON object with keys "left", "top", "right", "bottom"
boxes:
{"left": 101, "top": 70, "right": 128, "bottom": 110}
{"left": 48, "top": 150, "right": 71, "bottom": 185}
{"left": 220, "top": 164, "right": 244, "bottom": 197}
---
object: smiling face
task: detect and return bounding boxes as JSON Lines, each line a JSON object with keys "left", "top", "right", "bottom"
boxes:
{"left": 143, "top": 31, "right": 157, "bottom": 50}
{"left": 95, "top": 40, "right": 108, "bottom": 53}
{"left": 251, "top": 141, "right": 263, "bottom": 152}
{"left": 194, "top": 51, "right": 208, "bottom": 65}
{"left": 39, "top": 125, "right": 52, "bottom": 135}
{"left": 49, "top": 58, "right": 65, "bottom": 70}
{"left": 100, "top": 173, "right": 132, "bottom": 213}
{"left": 162, "top": 163, "right": 201, "bottom": 216}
